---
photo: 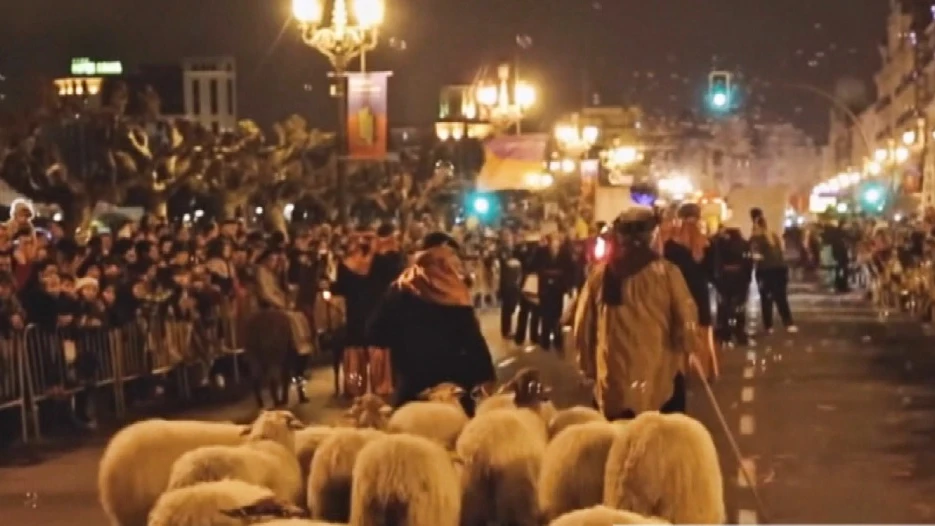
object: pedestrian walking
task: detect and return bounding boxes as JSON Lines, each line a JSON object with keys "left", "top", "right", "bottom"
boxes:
{"left": 711, "top": 218, "right": 754, "bottom": 346}
{"left": 533, "top": 233, "right": 573, "bottom": 352}
{"left": 573, "top": 207, "right": 702, "bottom": 420}
{"left": 750, "top": 217, "right": 798, "bottom": 333}
{"left": 496, "top": 231, "right": 523, "bottom": 339}
{"left": 366, "top": 232, "right": 496, "bottom": 416}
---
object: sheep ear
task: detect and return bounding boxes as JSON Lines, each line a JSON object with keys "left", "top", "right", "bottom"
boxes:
{"left": 378, "top": 405, "right": 393, "bottom": 416}
{"left": 238, "top": 425, "right": 252, "bottom": 436}
{"left": 287, "top": 417, "right": 306, "bottom": 431}
{"left": 416, "top": 387, "right": 433, "bottom": 400}
{"left": 451, "top": 385, "right": 465, "bottom": 396}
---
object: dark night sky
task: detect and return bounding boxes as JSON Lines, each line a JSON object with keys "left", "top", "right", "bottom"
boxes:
{"left": 0, "top": 0, "right": 889, "bottom": 140}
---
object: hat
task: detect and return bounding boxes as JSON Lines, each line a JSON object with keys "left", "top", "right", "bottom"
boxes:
{"left": 422, "top": 231, "right": 460, "bottom": 251}
{"left": 722, "top": 215, "right": 743, "bottom": 230}
{"left": 612, "top": 206, "right": 658, "bottom": 238}
{"left": 75, "top": 277, "right": 99, "bottom": 292}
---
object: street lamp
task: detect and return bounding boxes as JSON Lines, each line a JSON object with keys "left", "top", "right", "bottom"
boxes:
{"left": 554, "top": 113, "right": 599, "bottom": 158}
{"left": 475, "top": 63, "right": 536, "bottom": 133}
{"left": 292, "top": 0, "right": 384, "bottom": 223}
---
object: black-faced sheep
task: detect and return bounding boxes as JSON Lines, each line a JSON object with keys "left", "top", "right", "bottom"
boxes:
{"left": 166, "top": 410, "right": 306, "bottom": 505}
{"left": 147, "top": 479, "right": 306, "bottom": 526}
{"left": 350, "top": 434, "right": 461, "bottom": 526}
{"left": 386, "top": 382, "right": 469, "bottom": 450}
{"left": 341, "top": 393, "right": 393, "bottom": 430}
{"left": 604, "top": 411, "right": 725, "bottom": 524}
{"left": 98, "top": 419, "right": 245, "bottom": 526}
{"left": 307, "top": 428, "right": 385, "bottom": 522}
{"left": 538, "top": 421, "right": 620, "bottom": 522}
{"left": 548, "top": 505, "right": 669, "bottom": 526}
{"left": 547, "top": 406, "right": 607, "bottom": 438}
{"left": 456, "top": 407, "right": 547, "bottom": 526}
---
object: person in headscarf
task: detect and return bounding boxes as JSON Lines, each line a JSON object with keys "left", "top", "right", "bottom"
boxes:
{"left": 366, "top": 232, "right": 496, "bottom": 415}
{"left": 573, "top": 206, "right": 700, "bottom": 419}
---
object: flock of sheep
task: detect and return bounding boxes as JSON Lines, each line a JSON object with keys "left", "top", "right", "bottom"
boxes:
{"left": 96, "top": 368, "right": 725, "bottom": 526}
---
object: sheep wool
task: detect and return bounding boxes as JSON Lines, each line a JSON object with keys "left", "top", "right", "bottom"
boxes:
{"left": 456, "top": 408, "right": 547, "bottom": 526}
{"left": 257, "top": 521, "right": 346, "bottom": 526}
{"left": 147, "top": 479, "right": 303, "bottom": 526}
{"left": 538, "top": 421, "right": 620, "bottom": 522}
{"left": 350, "top": 434, "right": 461, "bottom": 526}
{"left": 548, "top": 505, "right": 670, "bottom": 526}
{"left": 547, "top": 406, "right": 607, "bottom": 439}
{"left": 166, "top": 411, "right": 305, "bottom": 506}
{"left": 307, "top": 428, "right": 385, "bottom": 522}
{"left": 386, "top": 401, "right": 468, "bottom": 450}
{"left": 98, "top": 419, "right": 244, "bottom": 526}
{"left": 604, "top": 411, "right": 725, "bottom": 525}
{"left": 295, "top": 426, "right": 337, "bottom": 484}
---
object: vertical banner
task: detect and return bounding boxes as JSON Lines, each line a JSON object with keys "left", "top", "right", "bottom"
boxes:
{"left": 346, "top": 71, "right": 391, "bottom": 159}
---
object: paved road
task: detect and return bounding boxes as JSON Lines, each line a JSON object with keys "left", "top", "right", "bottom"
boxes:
{"left": 2, "top": 289, "right": 935, "bottom": 524}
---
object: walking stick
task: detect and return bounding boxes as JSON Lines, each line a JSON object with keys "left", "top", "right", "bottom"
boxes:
{"left": 690, "top": 356, "right": 771, "bottom": 524}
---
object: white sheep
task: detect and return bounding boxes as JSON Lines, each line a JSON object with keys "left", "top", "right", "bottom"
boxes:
{"left": 548, "top": 505, "right": 669, "bottom": 526}
{"left": 456, "top": 408, "right": 547, "bottom": 526}
{"left": 255, "top": 521, "right": 346, "bottom": 525}
{"left": 475, "top": 367, "right": 557, "bottom": 437}
{"left": 539, "top": 421, "right": 620, "bottom": 522}
{"left": 147, "top": 479, "right": 306, "bottom": 526}
{"left": 386, "top": 382, "right": 469, "bottom": 450}
{"left": 350, "top": 434, "right": 461, "bottom": 526}
{"left": 340, "top": 393, "right": 393, "bottom": 429}
{"left": 307, "top": 427, "right": 385, "bottom": 522}
{"left": 166, "top": 410, "right": 306, "bottom": 505}
{"left": 547, "top": 406, "right": 607, "bottom": 438}
{"left": 295, "top": 425, "right": 336, "bottom": 491}
{"left": 604, "top": 411, "right": 725, "bottom": 524}
{"left": 98, "top": 419, "right": 245, "bottom": 526}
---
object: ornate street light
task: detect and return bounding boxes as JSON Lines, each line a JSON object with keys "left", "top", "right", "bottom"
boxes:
{"left": 292, "top": 0, "right": 384, "bottom": 223}
{"left": 475, "top": 63, "right": 536, "bottom": 133}
{"left": 554, "top": 113, "right": 599, "bottom": 158}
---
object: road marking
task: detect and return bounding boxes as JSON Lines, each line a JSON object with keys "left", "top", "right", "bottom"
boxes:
{"left": 743, "top": 367, "right": 755, "bottom": 379}
{"left": 498, "top": 357, "right": 516, "bottom": 368}
{"left": 745, "top": 350, "right": 756, "bottom": 362}
{"left": 738, "top": 509, "right": 758, "bottom": 524}
{"left": 741, "top": 386, "right": 755, "bottom": 403}
{"left": 737, "top": 457, "right": 757, "bottom": 487}
{"left": 740, "top": 414, "right": 755, "bottom": 435}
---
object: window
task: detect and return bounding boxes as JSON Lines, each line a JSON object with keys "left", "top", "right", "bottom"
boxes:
{"left": 192, "top": 79, "right": 201, "bottom": 115}
{"left": 210, "top": 79, "right": 219, "bottom": 115}
{"left": 227, "top": 79, "right": 235, "bottom": 115}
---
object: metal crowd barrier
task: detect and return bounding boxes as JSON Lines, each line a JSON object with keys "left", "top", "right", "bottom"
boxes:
{"left": 0, "top": 305, "right": 250, "bottom": 444}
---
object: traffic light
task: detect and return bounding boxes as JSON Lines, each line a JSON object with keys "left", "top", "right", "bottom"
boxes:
{"left": 707, "top": 71, "right": 732, "bottom": 112}
{"left": 858, "top": 182, "right": 887, "bottom": 212}
{"left": 472, "top": 196, "right": 491, "bottom": 215}
{"left": 466, "top": 192, "right": 498, "bottom": 221}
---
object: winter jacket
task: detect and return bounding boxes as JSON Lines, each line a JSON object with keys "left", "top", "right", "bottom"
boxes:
{"left": 573, "top": 258, "right": 699, "bottom": 416}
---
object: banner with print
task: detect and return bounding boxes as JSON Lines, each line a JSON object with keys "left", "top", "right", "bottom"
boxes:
{"left": 346, "top": 71, "right": 391, "bottom": 159}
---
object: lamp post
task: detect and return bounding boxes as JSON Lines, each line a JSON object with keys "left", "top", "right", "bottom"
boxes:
{"left": 475, "top": 63, "right": 535, "bottom": 134}
{"left": 292, "top": 0, "right": 384, "bottom": 224}
{"left": 554, "top": 113, "right": 599, "bottom": 158}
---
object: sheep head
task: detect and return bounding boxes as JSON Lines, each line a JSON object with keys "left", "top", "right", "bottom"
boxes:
{"left": 418, "top": 382, "right": 465, "bottom": 405}
{"left": 498, "top": 367, "right": 552, "bottom": 406}
{"left": 221, "top": 495, "right": 308, "bottom": 522}
{"left": 242, "top": 410, "right": 306, "bottom": 451}
{"left": 343, "top": 394, "right": 393, "bottom": 429}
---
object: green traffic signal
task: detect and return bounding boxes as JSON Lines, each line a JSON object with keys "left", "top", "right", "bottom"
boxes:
{"left": 707, "top": 71, "right": 732, "bottom": 112}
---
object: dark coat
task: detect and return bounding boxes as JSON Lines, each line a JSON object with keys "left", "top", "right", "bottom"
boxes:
{"left": 366, "top": 287, "right": 496, "bottom": 408}
{"left": 663, "top": 240, "right": 713, "bottom": 327}
{"left": 333, "top": 263, "right": 379, "bottom": 347}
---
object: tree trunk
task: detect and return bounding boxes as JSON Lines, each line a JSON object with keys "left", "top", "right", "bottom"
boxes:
{"left": 265, "top": 200, "right": 288, "bottom": 239}
{"left": 62, "top": 196, "right": 93, "bottom": 237}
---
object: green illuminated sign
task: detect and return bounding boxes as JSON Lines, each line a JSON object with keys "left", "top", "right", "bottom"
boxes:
{"left": 70, "top": 58, "right": 123, "bottom": 76}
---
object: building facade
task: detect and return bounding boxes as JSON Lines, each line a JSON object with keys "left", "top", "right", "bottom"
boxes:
{"left": 182, "top": 57, "right": 237, "bottom": 134}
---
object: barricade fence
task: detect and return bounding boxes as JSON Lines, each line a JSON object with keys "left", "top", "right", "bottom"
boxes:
{"left": 0, "top": 305, "right": 249, "bottom": 445}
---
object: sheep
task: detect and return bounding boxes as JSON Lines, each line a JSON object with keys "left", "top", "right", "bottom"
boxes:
{"left": 307, "top": 427, "right": 385, "bottom": 522}
{"left": 98, "top": 419, "right": 245, "bottom": 526}
{"left": 538, "top": 421, "right": 620, "bottom": 522}
{"left": 475, "top": 367, "right": 557, "bottom": 437}
{"left": 340, "top": 393, "right": 393, "bottom": 430}
{"left": 350, "top": 434, "right": 461, "bottom": 526}
{"left": 547, "top": 406, "right": 607, "bottom": 438}
{"left": 604, "top": 411, "right": 725, "bottom": 524}
{"left": 386, "top": 382, "right": 469, "bottom": 450}
{"left": 166, "top": 410, "right": 306, "bottom": 506}
{"left": 548, "top": 505, "right": 669, "bottom": 526}
{"left": 254, "top": 521, "right": 345, "bottom": 526}
{"left": 147, "top": 479, "right": 306, "bottom": 526}
{"left": 456, "top": 407, "right": 548, "bottom": 526}
{"left": 241, "top": 308, "right": 306, "bottom": 408}
{"left": 295, "top": 425, "right": 336, "bottom": 486}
